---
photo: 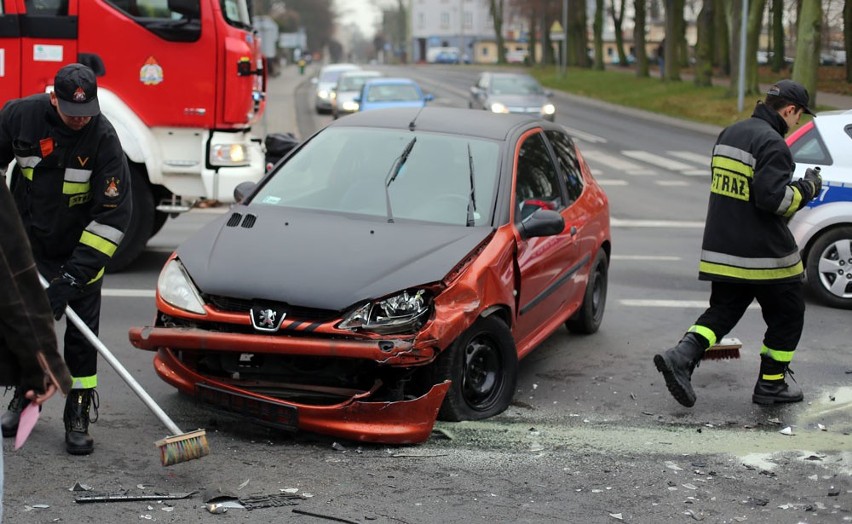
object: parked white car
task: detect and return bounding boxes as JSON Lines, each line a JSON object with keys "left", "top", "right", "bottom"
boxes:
{"left": 787, "top": 110, "right": 852, "bottom": 309}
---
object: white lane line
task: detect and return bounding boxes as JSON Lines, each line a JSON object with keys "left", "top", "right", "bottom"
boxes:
{"left": 620, "top": 299, "right": 759, "bottom": 309}
{"left": 102, "top": 289, "right": 156, "bottom": 298}
{"left": 562, "top": 125, "right": 607, "bottom": 144}
{"left": 596, "top": 179, "right": 629, "bottom": 186}
{"left": 669, "top": 151, "right": 709, "bottom": 165}
{"left": 612, "top": 218, "right": 704, "bottom": 228}
{"left": 611, "top": 255, "right": 681, "bottom": 261}
{"left": 655, "top": 180, "right": 690, "bottom": 186}
{"left": 623, "top": 150, "right": 693, "bottom": 171}
{"left": 582, "top": 149, "right": 644, "bottom": 172}
{"left": 683, "top": 169, "right": 709, "bottom": 176}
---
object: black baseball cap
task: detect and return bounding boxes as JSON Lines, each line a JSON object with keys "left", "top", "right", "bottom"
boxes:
{"left": 54, "top": 63, "right": 100, "bottom": 117}
{"left": 766, "top": 79, "right": 815, "bottom": 116}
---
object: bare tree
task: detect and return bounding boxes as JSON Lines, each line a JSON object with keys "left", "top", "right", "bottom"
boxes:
{"left": 490, "top": 0, "right": 508, "bottom": 64}
{"left": 845, "top": 0, "right": 852, "bottom": 82}
{"left": 610, "top": 0, "right": 629, "bottom": 65}
{"left": 694, "top": 0, "right": 714, "bottom": 85}
{"left": 663, "top": 0, "right": 684, "bottom": 80}
{"left": 793, "top": 0, "right": 822, "bottom": 105}
{"left": 634, "top": 0, "right": 650, "bottom": 76}
{"left": 714, "top": 0, "right": 730, "bottom": 75}
{"left": 594, "top": 0, "right": 605, "bottom": 69}
{"left": 568, "top": 0, "right": 591, "bottom": 66}
{"left": 745, "top": 0, "right": 769, "bottom": 93}
{"left": 771, "top": 0, "right": 785, "bottom": 71}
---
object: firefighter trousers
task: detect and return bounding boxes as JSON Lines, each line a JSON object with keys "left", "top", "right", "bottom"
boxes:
{"left": 693, "top": 280, "right": 805, "bottom": 361}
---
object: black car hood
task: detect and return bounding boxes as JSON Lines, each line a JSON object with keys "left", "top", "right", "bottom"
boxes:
{"left": 177, "top": 206, "right": 493, "bottom": 311}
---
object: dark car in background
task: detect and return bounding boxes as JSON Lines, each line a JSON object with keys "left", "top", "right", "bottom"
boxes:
{"left": 129, "top": 108, "right": 610, "bottom": 444}
{"left": 470, "top": 72, "right": 556, "bottom": 121}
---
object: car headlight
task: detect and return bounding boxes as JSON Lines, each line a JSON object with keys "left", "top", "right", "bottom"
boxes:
{"left": 318, "top": 89, "right": 330, "bottom": 100}
{"left": 338, "top": 289, "right": 431, "bottom": 334}
{"left": 542, "top": 103, "right": 556, "bottom": 115}
{"left": 158, "top": 259, "right": 206, "bottom": 315}
{"left": 210, "top": 143, "right": 249, "bottom": 167}
{"left": 342, "top": 100, "right": 360, "bottom": 112}
{"left": 489, "top": 102, "right": 509, "bottom": 114}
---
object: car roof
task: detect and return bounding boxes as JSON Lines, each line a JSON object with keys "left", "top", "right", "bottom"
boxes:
{"left": 364, "top": 77, "right": 419, "bottom": 86}
{"left": 329, "top": 107, "right": 541, "bottom": 141}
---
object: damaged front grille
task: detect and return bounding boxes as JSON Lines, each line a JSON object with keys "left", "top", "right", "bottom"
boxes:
{"left": 205, "top": 295, "right": 338, "bottom": 322}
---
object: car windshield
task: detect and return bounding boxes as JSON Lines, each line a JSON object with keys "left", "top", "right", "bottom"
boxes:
{"left": 320, "top": 69, "right": 353, "bottom": 83}
{"left": 367, "top": 84, "right": 422, "bottom": 102}
{"left": 491, "top": 76, "right": 544, "bottom": 95}
{"left": 253, "top": 128, "right": 501, "bottom": 226}
{"left": 338, "top": 74, "right": 376, "bottom": 91}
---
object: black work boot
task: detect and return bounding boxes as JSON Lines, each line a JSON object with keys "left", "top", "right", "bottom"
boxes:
{"left": 64, "top": 389, "right": 99, "bottom": 455}
{"left": 1, "top": 388, "right": 26, "bottom": 438}
{"left": 653, "top": 332, "right": 707, "bottom": 407}
{"left": 752, "top": 356, "right": 803, "bottom": 405}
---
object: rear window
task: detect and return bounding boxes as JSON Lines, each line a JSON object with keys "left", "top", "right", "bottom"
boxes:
{"left": 790, "top": 123, "right": 833, "bottom": 165}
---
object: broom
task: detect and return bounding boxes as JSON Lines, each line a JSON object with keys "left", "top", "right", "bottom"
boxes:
{"left": 702, "top": 337, "right": 742, "bottom": 361}
{"left": 38, "top": 274, "right": 209, "bottom": 466}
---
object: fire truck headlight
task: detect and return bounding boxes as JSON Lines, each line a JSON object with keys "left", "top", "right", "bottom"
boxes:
{"left": 210, "top": 143, "right": 249, "bottom": 167}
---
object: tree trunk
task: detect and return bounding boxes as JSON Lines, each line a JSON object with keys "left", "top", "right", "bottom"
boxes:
{"left": 771, "top": 0, "right": 785, "bottom": 71}
{"left": 611, "top": 0, "right": 629, "bottom": 66}
{"left": 594, "top": 0, "right": 605, "bottom": 69}
{"left": 528, "top": 8, "right": 538, "bottom": 65}
{"left": 663, "top": 0, "right": 682, "bottom": 80}
{"left": 694, "top": 0, "right": 714, "bottom": 86}
{"left": 634, "top": 0, "right": 650, "bottom": 76}
{"left": 793, "top": 0, "right": 821, "bottom": 106}
{"left": 490, "top": 0, "right": 507, "bottom": 64}
{"left": 569, "top": 0, "right": 590, "bottom": 67}
{"left": 845, "top": 0, "right": 852, "bottom": 82}
{"left": 714, "top": 0, "right": 730, "bottom": 74}
{"left": 745, "top": 0, "right": 768, "bottom": 94}
{"left": 726, "top": 0, "right": 742, "bottom": 95}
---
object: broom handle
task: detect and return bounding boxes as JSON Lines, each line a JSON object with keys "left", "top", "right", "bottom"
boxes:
{"left": 38, "top": 274, "right": 183, "bottom": 436}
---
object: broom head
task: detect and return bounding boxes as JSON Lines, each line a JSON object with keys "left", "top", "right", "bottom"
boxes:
{"left": 156, "top": 429, "right": 209, "bottom": 466}
{"left": 702, "top": 337, "right": 742, "bottom": 361}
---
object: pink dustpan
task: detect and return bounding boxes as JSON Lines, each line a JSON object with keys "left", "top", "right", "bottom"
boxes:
{"left": 14, "top": 402, "right": 40, "bottom": 450}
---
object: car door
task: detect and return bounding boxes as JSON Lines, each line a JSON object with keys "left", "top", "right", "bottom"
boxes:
{"left": 512, "top": 129, "right": 582, "bottom": 353}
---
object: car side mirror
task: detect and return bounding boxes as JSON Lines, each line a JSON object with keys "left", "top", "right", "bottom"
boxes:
{"left": 519, "top": 209, "right": 565, "bottom": 239}
{"left": 425, "top": 93, "right": 435, "bottom": 102}
{"left": 470, "top": 86, "right": 481, "bottom": 96}
{"left": 234, "top": 181, "right": 257, "bottom": 204}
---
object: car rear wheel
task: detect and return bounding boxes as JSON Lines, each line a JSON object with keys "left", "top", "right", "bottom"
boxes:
{"left": 435, "top": 316, "right": 518, "bottom": 421}
{"left": 565, "top": 249, "right": 608, "bottom": 334}
{"left": 805, "top": 226, "right": 852, "bottom": 309}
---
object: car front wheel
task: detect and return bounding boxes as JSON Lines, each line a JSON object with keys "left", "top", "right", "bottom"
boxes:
{"left": 434, "top": 315, "right": 518, "bottom": 421}
{"left": 805, "top": 226, "right": 852, "bottom": 309}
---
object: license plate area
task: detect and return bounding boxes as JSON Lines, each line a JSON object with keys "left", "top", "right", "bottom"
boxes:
{"left": 195, "top": 383, "right": 298, "bottom": 431}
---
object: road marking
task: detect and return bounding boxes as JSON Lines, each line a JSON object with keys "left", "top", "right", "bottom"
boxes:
{"left": 582, "top": 149, "right": 653, "bottom": 175}
{"left": 620, "top": 299, "right": 759, "bottom": 309}
{"left": 611, "top": 218, "right": 704, "bottom": 228}
{"left": 623, "top": 150, "right": 694, "bottom": 171}
{"left": 683, "top": 169, "right": 709, "bottom": 177}
{"left": 103, "top": 289, "right": 156, "bottom": 298}
{"left": 596, "top": 179, "right": 629, "bottom": 186}
{"left": 562, "top": 125, "right": 607, "bottom": 144}
{"left": 669, "top": 151, "right": 709, "bottom": 165}
{"left": 611, "top": 255, "right": 681, "bottom": 261}
{"left": 655, "top": 180, "right": 690, "bottom": 186}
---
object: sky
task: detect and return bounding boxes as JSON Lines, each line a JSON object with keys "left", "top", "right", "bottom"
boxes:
{"left": 335, "top": 0, "right": 381, "bottom": 37}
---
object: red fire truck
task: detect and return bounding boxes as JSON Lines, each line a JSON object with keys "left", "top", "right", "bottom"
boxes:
{"left": 0, "top": 0, "right": 266, "bottom": 270}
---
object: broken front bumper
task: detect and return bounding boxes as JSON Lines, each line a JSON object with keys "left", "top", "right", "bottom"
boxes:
{"left": 128, "top": 326, "right": 449, "bottom": 444}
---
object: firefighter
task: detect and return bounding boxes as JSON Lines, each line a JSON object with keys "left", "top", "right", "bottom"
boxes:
{"left": 654, "top": 80, "right": 822, "bottom": 407}
{"left": 0, "top": 63, "right": 132, "bottom": 455}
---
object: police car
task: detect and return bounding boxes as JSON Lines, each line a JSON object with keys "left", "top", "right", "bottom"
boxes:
{"left": 787, "top": 110, "right": 852, "bottom": 309}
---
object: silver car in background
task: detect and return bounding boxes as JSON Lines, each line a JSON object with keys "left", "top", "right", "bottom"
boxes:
{"left": 469, "top": 72, "right": 556, "bottom": 121}
{"left": 787, "top": 109, "right": 852, "bottom": 309}
{"left": 331, "top": 70, "right": 382, "bottom": 119}
{"left": 312, "top": 63, "right": 360, "bottom": 114}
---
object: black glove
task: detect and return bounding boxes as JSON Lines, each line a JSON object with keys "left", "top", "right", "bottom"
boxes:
{"left": 803, "top": 167, "right": 822, "bottom": 200}
{"left": 46, "top": 272, "right": 83, "bottom": 320}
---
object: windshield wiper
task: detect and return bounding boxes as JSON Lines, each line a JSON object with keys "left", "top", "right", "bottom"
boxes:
{"left": 466, "top": 143, "right": 477, "bottom": 227}
{"left": 384, "top": 137, "right": 417, "bottom": 223}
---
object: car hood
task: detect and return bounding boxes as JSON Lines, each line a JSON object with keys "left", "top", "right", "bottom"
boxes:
{"left": 487, "top": 94, "right": 548, "bottom": 107}
{"left": 177, "top": 206, "right": 492, "bottom": 311}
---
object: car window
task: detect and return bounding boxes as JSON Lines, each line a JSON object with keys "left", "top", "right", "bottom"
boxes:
{"left": 367, "top": 84, "right": 421, "bottom": 102}
{"left": 253, "top": 128, "right": 500, "bottom": 226}
{"left": 339, "top": 74, "right": 376, "bottom": 91}
{"left": 491, "top": 76, "right": 543, "bottom": 95}
{"left": 515, "top": 132, "right": 564, "bottom": 222}
{"left": 790, "top": 123, "right": 833, "bottom": 165}
{"left": 545, "top": 130, "right": 584, "bottom": 204}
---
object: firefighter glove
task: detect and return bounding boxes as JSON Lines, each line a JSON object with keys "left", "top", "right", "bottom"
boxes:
{"left": 803, "top": 167, "right": 822, "bottom": 200}
{"left": 47, "top": 272, "right": 83, "bottom": 320}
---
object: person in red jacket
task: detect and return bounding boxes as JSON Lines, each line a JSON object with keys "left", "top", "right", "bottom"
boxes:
{"left": 654, "top": 80, "right": 822, "bottom": 408}
{"left": 0, "top": 63, "right": 132, "bottom": 455}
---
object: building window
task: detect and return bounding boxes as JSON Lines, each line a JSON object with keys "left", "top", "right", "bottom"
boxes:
{"left": 464, "top": 11, "right": 472, "bottom": 30}
{"left": 440, "top": 12, "right": 449, "bottom": 29}
{"left": 417, "top": 12, "right": 424, "bottom": 28}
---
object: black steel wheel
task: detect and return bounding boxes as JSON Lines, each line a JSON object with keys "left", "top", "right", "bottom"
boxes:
{"left": 565, "top": 249, "right": 608, "bottom": 334}
{"left": 435, "top": 315, "right": 517, "bottom": 421}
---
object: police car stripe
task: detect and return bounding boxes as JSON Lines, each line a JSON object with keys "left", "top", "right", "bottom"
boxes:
{"left": 701, "top": 249, "right": 801, "bottom": 269}
{"left": 713, "top": 144, "right": 755, "bottom": 167}
{"left": 85, "top": 221, "right": 125, "bottom": 245}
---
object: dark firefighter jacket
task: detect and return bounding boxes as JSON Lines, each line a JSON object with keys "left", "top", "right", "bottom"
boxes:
{"left": 0, "top": 180, "right": 72, "bottom": 394}
{"left": 0, "top": 94, "right": 132, "bottom": 285}
{"left": 700, "top": 102, "right": 813, "bottom": 284}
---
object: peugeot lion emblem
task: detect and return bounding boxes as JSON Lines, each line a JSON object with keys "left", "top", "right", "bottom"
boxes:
{"left": 251, "top": 307, "right": 285, "bottom": 332}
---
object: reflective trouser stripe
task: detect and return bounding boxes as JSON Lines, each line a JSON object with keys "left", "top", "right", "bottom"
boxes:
{"left": 762, "top": 373, "right": 785, "bottom": 381}
{"left": 761, "top": 344, "right": 794, "bottom": 363}
{"left": 71, "top": 375, "right": 98, "bottom": 389}
{"left": 699, "top": 260, "right": 804, "bottom": 281}
{"left": 80, "top": 230, "right": 118, "bottom": 257}
{"left": 688, "top": 325, "right": 717, "bottom": 347}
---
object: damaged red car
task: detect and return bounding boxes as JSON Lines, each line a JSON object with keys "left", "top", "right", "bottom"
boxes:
{"left": 129, "top": 107, "right": 611, "bottom": 444}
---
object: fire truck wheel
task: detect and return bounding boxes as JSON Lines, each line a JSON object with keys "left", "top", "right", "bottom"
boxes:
{"left": 106, "top": 163, "right": 155, "bottom": 273}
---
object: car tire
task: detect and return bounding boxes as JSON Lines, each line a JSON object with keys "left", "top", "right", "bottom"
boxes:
{"left": 565, "top": 249, "right": 608, "bottom": 334}
{"left": 805, "top": 226, "right": 852, "bottom": 309}
{"left": 435, "top": 315, "right": 518, "bottom": 422}
{"left": 106, "top": 162, "right": 155, "bottom": 273}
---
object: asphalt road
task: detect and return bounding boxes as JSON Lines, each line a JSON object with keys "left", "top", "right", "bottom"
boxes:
{"left": 2, "top": 65, "right": 849, "bottom": 524}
